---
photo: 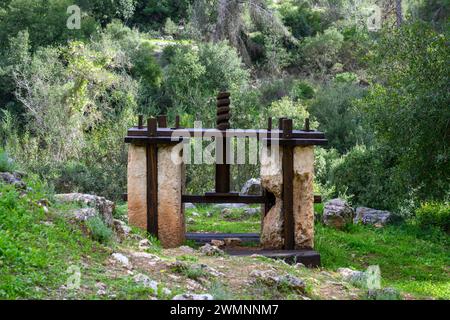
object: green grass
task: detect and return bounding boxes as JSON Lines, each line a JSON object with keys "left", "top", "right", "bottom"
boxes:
{"left": 0, "top": 178, "right": 161, "bottom": 299}
{"left": 185, "top": 204, "right": 261, "bottom": 233}
{"left": 315, "top": 223, "right": 450, "bottom": 299}
{"left": 187, "top": 203, "right": 450, "bottom": 299}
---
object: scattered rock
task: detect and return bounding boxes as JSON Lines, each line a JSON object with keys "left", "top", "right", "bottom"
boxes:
{"left": 354, "top": 207, "right": 392, "bottom": 227}
{"left": 214, "top": 203, "right": 248, "bottom": 209}
{"left": 130, "top": 251, "right": 161, "bottom": 261}
{"left": 240, "top": 178, "right": 262, "bottom": 195}
{"left": 179, "top": 245, "right": 196, "bottom": 254}
{"left": 191, "top": 212, "right": 200, "bottom": 217}
{"left": 249, "top": 270, "right": 306, "bottom": 293}
{"left": 95, "top": 282, "right": 107, "bottom": 296}
{"left": 133, "top": 273, "right": 158, "bottom": 293}
{"left": 70, "top": 208, "right": 97, "bottom": 222}
{"left": 294, "top": 263, "right": 305, "bottom": 268}
{"left": 184, "top": 203, "right": 196, "bottom": 209}
{"left": 187, "top": 217, "right": 195, "bottom": 224}
{"left": 244, "top": 207, "right": 261, "bottom": 216}
{"left": 224, "top": 238, "right": 242, "bottom": 247}
{"left": 206, "top": 212, "right": 213, "bottom": 218}
{"left": 172, "top": 293, "right": 213, "bottom": 300}
{"left": 55, "top": 193, "right": 114, "bottom": 227}
{"left": 138, "top": 239, "right": 151, "bottom": 250}
{"left": 211, "top": 239, "right": 225, "bottom": 248}
{"left": 220, "top": 208, "right": 232, "bottom": 218}
{"left": 111, "top": 253, "right": 131, "bottom": 269}
{"left": 199, "top": 243, "right": 224, "bottom": 256}
{"left": 113, "top": 219, "right": 131, "bottom": 239}
{"left": 323, "top": 199, "right": 354, "bottom": 229}
{"left": 0, "top": 172, "right": 26, "bottom": 190}
{"left": 337, "top": 268, "right": 366, "bottom": 286}
{"left": 367, "top": 287, "right": 401, "bottom": 300}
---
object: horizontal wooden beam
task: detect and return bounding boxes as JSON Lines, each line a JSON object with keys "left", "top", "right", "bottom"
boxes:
{"left": 126, "top": 127, "right": 326, "bottom": 140}
{"left": 122, "top": 194, "right": 322, "bottom": 203}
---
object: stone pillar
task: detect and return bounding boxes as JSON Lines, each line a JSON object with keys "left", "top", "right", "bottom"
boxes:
{"left": 127, "top": 143, "right": 185, "bottom": 248}
{"left": 157, "top": 144, "right": 185, "bottom": 248}
{"left": 293, "top": 146, "right": 315, "bottom": 249}
{"left": 260, "top": 145, "right": 315, "bottom": 250}
{"left": 260, "top": 145, "right": 284, "bottom": 249}
{"left": 127, "top": 145, "right": 147, "bottom": 229}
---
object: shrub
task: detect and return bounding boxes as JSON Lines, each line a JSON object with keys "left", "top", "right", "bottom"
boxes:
{"left": 415, "top": 202, "right": 450, "bottom": 232}
{"left": 329, "top": 145, "right": 403, "bottom": 210}
{"left": 86, "top": 216, "right": 113, "bottom": 244}
{"left": 0, "top": 148, "right": 14, "bottom": 172}
{"left": 310, "top": 81, "right": 368, "bottom": 153}
{"left": 300, "top": 27, "right": 344, "bottom": 74}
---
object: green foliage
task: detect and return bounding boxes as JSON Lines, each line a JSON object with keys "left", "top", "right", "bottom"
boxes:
{"left": 310, "top": 81, "right": 368, "bottom": 153}
{"left": 277, "top": 0, "right": 327, "bottom": 38}
{"left": 0, "top": 148, "right": 14, "bottom": 172}
{"left": 0, "top": 0, "right": 98, "bottom": 51}
{"left": 361, "top": 22, "right": 450, "bottom": 203}
{"left": 415, "top": 202, "right": 450, "bottom": 233}
{"left": 329, "top": 145, "right": 402, "bottom": 210}
{"left": 86, "top": 216, "right": 113, "bottom": 244}
{"left": 268, "top": 97, "right": 314, "bottom": 129}
{"left": 132, "top": 42, "right": 162, "bottom": 88}
{"left": 300, "top": 27, "right": 344, "bottom": 74}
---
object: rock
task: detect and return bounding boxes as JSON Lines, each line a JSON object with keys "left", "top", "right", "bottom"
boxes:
{"left": 337, "top": 268, "right": 366, "bottom": 286}
{"left": 70, "top": 208, "right": 98, "bottom": 222}
{"left": 113, "top": 219, "right": 131, "bottom": 239}
{"left": 191, "top": 212, "right": 200, "bottom": 217}
{"left": 224, "top": 238, "right": 241, "bottom": 247}
{"left": 184, "top": 203, "right": 196, "bottom": 209}
{"left": 138, "top": 239, "right": 151, "bottom": 250}
{"left": 95, "top": 282, "right": 107, "bottom": 296}
{"left": 187, "top": 217, "right": 195, "bottom": 224}
{"left": 354, "top": 207, "right": 392, "bottom": 227}
{"left": 133, "top": 273, "right": 158, "bottom": 293}
{"left": 211, "top": 239, "right": 225, "bottom": 248}
{"left": 240, "top": 178, "right": 262, "bottom": 195}
{"left": 179, "top": 245, "right": 195, "bottom": 254}
{"left": 214, "top": 203, "right": 248, "bottom": 209}
{"left": 172, "top": 293, "right": 213, "bottom": 300}
{"left": 199, "top": 243, "right": 224, "bottom": 256}
{"left": 294, "top": 263, "right": 305, "bottom": 268}
{"left": 55, "top": 193, "right": 114, "bottom": 227}
{"left": 130, "top": 251, "right": 161, "bottom": 261}
{"left": 206, "top": 212, "right": 213, "bottom": 218}
{"left": 323, "top": 199, "right": 355, "bottom": 229}
{"left": 283, "top": 274, "right": 307, "bottom": 293}
{"left": 0, "top": 172, "right": 26, "bottom": 190}
{"left": 244, "top": 207, "right": 260, "bottom": 216}
{"left": 367, "top": 287, "right": 401, "bottom": 300}
{"left": 220, "top": 208, "right": 232, "bottom": 217}
{"left": 250, "top": 270, "right": 306, "bottom": 293}
{"left": 111, "top": 253, "right": 131, "bottom": 269}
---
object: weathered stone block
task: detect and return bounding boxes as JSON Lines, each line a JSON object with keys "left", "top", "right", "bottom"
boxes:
{"left": 127, "top": 145, "right": 147, "bottom": 230}
{"left": 157, "top": 145, "right": 185, "bottom": 248}
{"left": 293, "top": 146, "right": 315, "bottom": 249}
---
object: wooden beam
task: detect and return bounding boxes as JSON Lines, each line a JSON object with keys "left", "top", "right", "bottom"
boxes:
{"left": 282, "top": 118, "right": 295, "bottom": 250}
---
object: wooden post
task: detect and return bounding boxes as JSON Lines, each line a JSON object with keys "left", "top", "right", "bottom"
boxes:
{"left": 282, "top": 118, "right": 294, "bottom": 250}
{"left": 138, "top": 115, "right": 143, "bottom": 129}
{"left": 146, "top": 118, "right": 158, "bottom": 236}
{"left": 157, "top": 115, "right": 167, "bottom": 128}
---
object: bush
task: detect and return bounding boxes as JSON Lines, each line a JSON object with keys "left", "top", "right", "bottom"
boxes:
{"left": 415, "top": 202, "right": 450, "bottom": 233}
{"left": 300, "top": 27, "right": 344, "bottom": 74}
{"left": 310, "top": 81, "right": 368, "bottom": 153}
{"left": 329, "top": 145, "right": 403, "bottom": 210}
{"left": 86, "top": 216, "right": 113, "bottom": 244}
{"left": 0, "top": 148, "right": 14, "bottom": 172}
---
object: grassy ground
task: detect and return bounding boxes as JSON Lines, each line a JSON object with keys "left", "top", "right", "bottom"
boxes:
{"left": 1, "top": 179, "right": 447, "bottom": 300}
{"left": 186, "top": 205, "right": 450, "bottom": 300}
